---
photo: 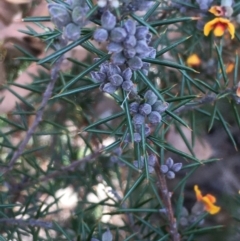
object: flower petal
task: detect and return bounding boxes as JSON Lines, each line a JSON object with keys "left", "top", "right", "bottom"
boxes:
{"left": 227, "top": 22, "right": 235, "bottom": 39}
{"left": 203, "top": 18, "right": 219, "bottom": 36}
{"left": 213, "top": 23, "right": 225, "bottom": 37}
{"left": 202, "top": 196, "right": 221, "bottom": 215}
{"left": 194, "top": 185, "right": 202, "bottom": 201}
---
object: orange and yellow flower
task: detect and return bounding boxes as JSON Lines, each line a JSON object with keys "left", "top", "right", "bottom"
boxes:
{"left": 204, "top": 17, "right": 235, "bottom": 39}
{"left": 194, "top": 185, "right": 221, "bottom": 215}
{"left": 186, "top": 54, "right": 201, "bottom": 68}
{"left": 209, "top": 6, "right": 225, "bottom": 16}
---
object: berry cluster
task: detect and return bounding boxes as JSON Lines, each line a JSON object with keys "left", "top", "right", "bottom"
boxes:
{"left": 133, "top": 154, "right": 156, "bottom": 173}
{"left": 90, "top": 61, "right": 134, "bottom": 94}
{"left": 130, "top": 90, "right": 169, "bottom": 125}
{"left": 93, "top": 12, "right": 156, "bottom": 71}
{"left": 160, "top": 157, "right": 182, "bottom": 179}
{"left": 48, "top": 0, "right": 89, "bottom": 41}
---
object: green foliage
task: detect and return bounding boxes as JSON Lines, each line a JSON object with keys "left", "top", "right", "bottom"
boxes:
{"left": 0, "top": 0, "right": 240, "bottom": 240}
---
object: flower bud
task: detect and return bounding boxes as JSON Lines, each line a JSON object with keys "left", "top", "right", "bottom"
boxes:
{"left": 122, "top": 80, "right": 133, "bottom": 91}
{"left": 132, "top": 114, "right": 145, "bottom": 125}
{"left": 166, "top": 171, "right": 175, "bottom": 179}
{"left": 144, "top": 124, "right": 151, "bottom": 136}
{"left": 135, "top": 26, "right": 149, "bottom": 40}
{"left": 111, "top": 52, "right": 126, "bottom": 65}
{"left": 103, "top": 83, "right": 117, "bottom": 94}
{"left": 101, "top": 10, "right": 116, "bottom": 30}
{"left": 166, "top": 157, "right": 174, "bottom": 168}
{"left": 122, "top": 68, "right": 132, "bottom": 80}
{"left": 110, "top": 27, "right": 127, "bottom": 43}
{"left": 127, "top": 56, "right": 143, "bottom": 70}
{"left": 90, "top": 71, "right": 106, "bottom": 82}
{"left": 129, "top": 102, "right": 139, "bottom": 115}
{"left": 133, "top": 133, "right": 141, "bottom": 143}
{"left": 72, "top": 6, "right": 86, "bottom": 26}
{"left": 148, "top": 154, "right": 156, "bottom": 166}
{"left": 109, "top": 74, "right": 123, "bottom": 87}
{"left": 123, "top": 35, "right": 137, "bottom": 48}
{"left": 123, "top": 48, "right": 136, "bottom": 59}
{"left": 139, "top": 103, "right": 152, "bottom": 116}
{"left": 63, "top": 23, "right": 81, "bottom": 41}
{"left": 148, "top": 111, "right": 162, "bottom": 124}
{"left": 108, "top": 63, "right": 121, "bottom": 76}
{"left": 124, "top": 19, "right": 136, "bottom": 35}
{"left": 160, "top": 165, "right": 168, "bottom": 174}
{"left": 93, "top": 28, "right": 109, "bottom": 42}
{"left": 172, "top": 163, "right": 182, "bottom": 172}
{"left": 135, "top": 40, "right": 149, "bottom": 55}
{"left": 48, "top": 4, "right": 71, "bottom": 29}
{"left": 144, "top": 90, "right": 157, "bottom": 105}
{"left": 107, "top": 42, "right": 123, "bottom": 53}
{"left": 152, "top": 101, "right": 169, "bottom": 113}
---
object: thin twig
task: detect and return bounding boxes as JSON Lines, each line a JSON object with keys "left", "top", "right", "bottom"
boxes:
{"left": 1, "top": 59, "right": 61, "bottom": 176}
{"left": 15, "top": 149, "right": 102, "bottom": 190}
{"left": 0, "top": 218, "right": 53, "bottom": 230}
{"left": 155, "top": 158, "right": 180, "bottom": 241}
{"left": 173, "top": 89, "right": 234, "bottom": 115}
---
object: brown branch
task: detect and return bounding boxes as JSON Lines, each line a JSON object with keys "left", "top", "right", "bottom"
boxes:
{"left": 1, "top": 55, "right": 64, "bottom": 176}
{"left": 155, "top": 158, "right": 180, "bottom": 241}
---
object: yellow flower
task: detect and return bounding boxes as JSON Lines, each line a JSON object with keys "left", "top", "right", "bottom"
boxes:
{"left": 186, "top": 54, "right": 201, "bottom": 67}
{"left": 209, "top": 6, "right": 225, "bottom": 16}
{"left": 194, "top": 185, "right": 221, "bottom": 215}
{"left": 226, "top": 62, "right": 234, "bottom": 73}
{"left": 204, "top": 17, "right": 235, "bottom": 39}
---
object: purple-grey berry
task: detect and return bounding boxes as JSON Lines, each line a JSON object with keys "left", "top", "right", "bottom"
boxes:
{"left": 133, "top": 132, "right": 141, "bottom": 143}
{"left": 148, "top": 111, "right": 162, "bottom": 124}
{"left": 123, "top": 48, "right": 136, "bottom": 59}
{"left": 172, "top": 163, "right": 182, "bottom": 172}
{"left": 144, "top": 90, "right": 157, "bottom": 105}
{"left": 160, "top": 165, "right": 168, "bottom": 174}
{"left": 108, "top": 63, "right": 121, "bottom": 76}
{"left": 48, "top": 4, "right": 71, "bottom": 29}
{"left": 110, "top": 156, "right": 119, "bottom": 163}
{"left": 103, "top": 82, "right": 117, "bottom": 94}
{"left": 146, "top": 33, "right": 152, "bottom": 44}
{"left": 107, "top": 42, "right": 123, "bottom": 53}
{"left": 148, "top": 154, "right": 156, "bottom": 166}
{"left": 135, "top": 26, "right": 149, "bottom": 40}
{"left": 167, "top": 171, "right": 175, "bottom": 179}
{"left": 113, "top": 147, "right": 122, "bottom": 156}
{"left": 135, "top": 40, "right": 150, "bottom": 55}
{"left": 109, "top": 74, "right": 123, "bottom": 87}
{"left": 152, "top": 101, "right": 169, "bottom": 113}
{"left": 63, "top": 23, "right": 81, "bottom": 41}
{"left": 90, "top": 71, "right": 106, "bottom": 83}
{"left": 144, "top": 124, "right": 151, "bottom": 136}
{"left": 139, "top": 103, "right": 152, "bottom": 116}
{"left": 110, "top": 27, "right": 127, "bottom": 43}
{"left": 123, "top": 35, "right": 137, "bottom": 48}
{"left": 93, "top": 28, "right": 109, "bottom": 42}
{"left": 101, "top": 10, "right": 116, "bottom": 30}
{"left": 72, "top": 6, "right": 86, "bottom": 26}
{"left": 122, "top": 80, "right": 133, "bottom": 91}
{"left": 111, "top": 52, "right": 126, "bottom": 65}
{"left": 132, "top": 114, "right": 145, "bottom": 125}
{"left": 123, "top": 19, "right": 136, "bottom": 35}
{"left": 128, "top": 56, "right": 143, "bottom": 70}
{"left": 166, "top": 157, "right": 174, "bottom": 168}
{"left": 122, "top": 68, "right": 132, "bottom": 80}
{"left": 147, "top": 47, "right": 156, "bottom": 58}
{"left": 129, "top": 102, "right": 140, "bottom": 115}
